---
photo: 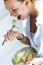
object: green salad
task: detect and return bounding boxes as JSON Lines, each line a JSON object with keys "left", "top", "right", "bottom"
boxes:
{"left": 12, "top": 47, "right": 37, "bottom": 65}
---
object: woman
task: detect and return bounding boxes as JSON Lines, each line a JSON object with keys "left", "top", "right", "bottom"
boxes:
{"left": 4, "top": 0, "right": 43, "bottom": 65}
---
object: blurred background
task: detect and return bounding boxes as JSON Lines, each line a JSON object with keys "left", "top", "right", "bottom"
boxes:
{"left": 0, "top": 0, "right": 9, "bottom": 20}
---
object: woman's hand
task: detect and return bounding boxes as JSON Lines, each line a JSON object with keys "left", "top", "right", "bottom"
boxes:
{"left": 4, "top": 30, "right": 31, "bottom": 46}
{"left": 29, "top": 58, "right": 43, "bottom": 65}
{"left": 4, "top": 30, "right": 20, "bottom": 42}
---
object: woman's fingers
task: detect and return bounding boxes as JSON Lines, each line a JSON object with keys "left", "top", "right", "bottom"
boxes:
{"left": 4, "top": 30, "right": 19, "bottom": 42}
{"left": 7, "top": 30, "right": 14, "bottom": 41}
{"left": 4, "top": 33, "right": 8, "bottom": 42}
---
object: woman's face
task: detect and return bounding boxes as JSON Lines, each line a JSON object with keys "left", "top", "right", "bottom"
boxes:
{"left": 5, "top": 0, "right": 30, "bottom": 20}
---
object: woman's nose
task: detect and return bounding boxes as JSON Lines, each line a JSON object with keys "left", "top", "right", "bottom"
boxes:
{"left": 17, "top": 15, "right": 21, "bottom": 20}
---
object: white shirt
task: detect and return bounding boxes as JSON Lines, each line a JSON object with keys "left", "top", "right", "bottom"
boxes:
{"left": 22, "top": 16, "right": 40, "bottom": 52}
{"left": 33, "top": 0, "right": 43, "bottom": 54}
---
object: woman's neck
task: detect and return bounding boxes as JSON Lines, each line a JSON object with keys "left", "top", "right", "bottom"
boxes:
{"left": 30, "top": 8, "right": 38, "bottom": 33}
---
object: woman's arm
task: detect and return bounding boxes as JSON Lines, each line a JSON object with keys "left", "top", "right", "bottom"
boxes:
{"left": 4, "top": 30, "right": 31, "bottom": 46}
{"left": 17, "top": 33, "right": 31, "bottom": 46}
